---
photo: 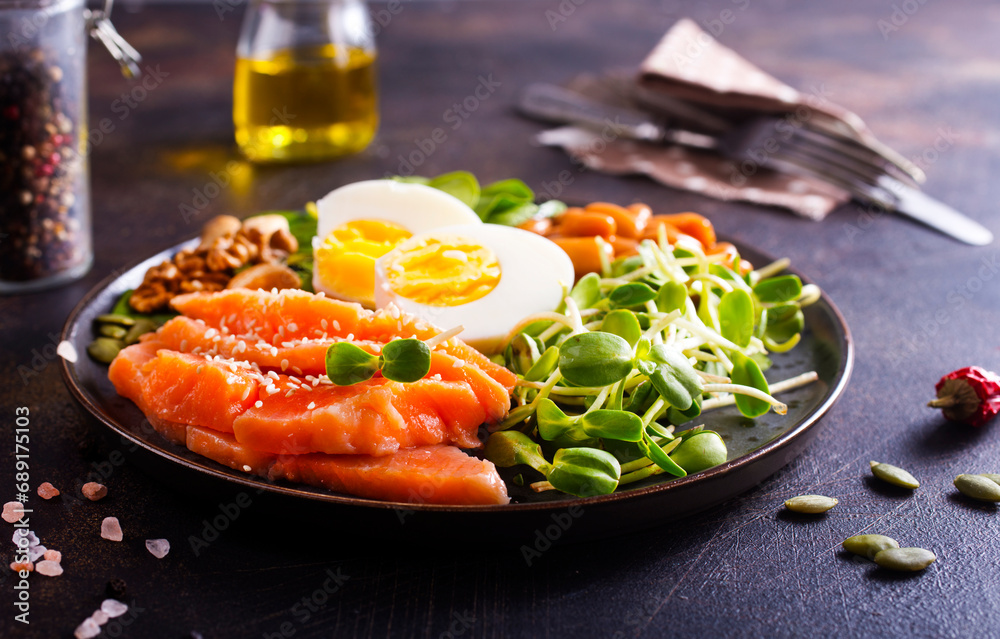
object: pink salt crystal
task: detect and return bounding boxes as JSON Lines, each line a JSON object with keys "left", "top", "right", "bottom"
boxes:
{"left": 82, "top": 482, "right": 108, "bottom": 501}
{"left": 37, "top": 482, "right": 60, "bottom": 499}
{"left": 2, "top": 501, "right": 24, "bottom": 523}
{"left": 75, "top": 618, "right": 101, "bottom": 639}
{"left": 10, "top": 561, "right": 33, "bottom": 573}
{"left": 145, "top": 538, "right": 170, "bottom": 559}
{"left": 43, "top": 549, "right": 62, "bottom": 563}
{"left": 101, "top": 599, "right": 129, "bottom": 618}
{"left": 28, "top": 544, "right": 46, "bottom": 562}
{"left": 35, "top": 559, "right": 63, "bottom": 576}
{"left": 90, "top": 610, "right": 109, "bottom": 626}
{"left": 101, "top": 517, "right": 123, "bottom": 542}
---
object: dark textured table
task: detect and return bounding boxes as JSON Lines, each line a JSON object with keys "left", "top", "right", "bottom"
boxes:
{"left": 3, "top": 1, "right": 1000, "bottom": 637}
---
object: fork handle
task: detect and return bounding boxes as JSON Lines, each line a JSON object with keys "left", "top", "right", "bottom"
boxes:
{"left": 518, "top": 83, "right": 666, "bottom": 143}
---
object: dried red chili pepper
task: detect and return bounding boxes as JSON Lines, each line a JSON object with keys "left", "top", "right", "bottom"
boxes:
{"left": 928, "top": 366, "right": 1000, "bottom": 427}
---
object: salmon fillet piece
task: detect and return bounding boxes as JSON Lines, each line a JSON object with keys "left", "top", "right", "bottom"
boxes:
{"left": 182, "top": 425, "right": 510, "bottom": 505}
{"left": 170, "top": 289, "right": 517, "bottom": 392}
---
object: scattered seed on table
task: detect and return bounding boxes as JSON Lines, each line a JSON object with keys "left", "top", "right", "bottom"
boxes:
{"left": 953, "top": 474, "right": 1000, "bottom": 502}
{"left": 2, "top": 501, "right": 25, "bottom": 523}
{"left": 145, "top": 538, "right": 170, "bottom": 559}
{"left": 82, "top": 482, "right": 108, "bottom": 501}
{"left": 870, "top": 461, "right": 920, "bottom": 489}
{"left": 980, "top": 473, "right": 1000, "bottom": 486}
{"left": 101, "top": 517, "right": 123, "bottom": 542}
{"left": 35, "top": 559, "right": 63, "bottom": 577}
{"left": 784, "top": 494, "right": 839, "bottom": 514}
{"left": 873, "top": 547, "right": 936, "bottom": 572}
{"left": 842, "top": 534, "right": 900, "bottom": 560}
{"left": 37, "top": 482, "right": 60, "bottom": 499}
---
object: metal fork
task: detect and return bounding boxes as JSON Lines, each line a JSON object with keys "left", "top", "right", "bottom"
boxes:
{"left": 519, "top": 83, "right": 993, "bottom": 244}
{"left": 518, "top": 82, "right": 922, "bottom": 190}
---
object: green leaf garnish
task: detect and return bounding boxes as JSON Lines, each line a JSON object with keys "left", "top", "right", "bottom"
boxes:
{"left": 718, "top": 288, "right": 754, "bottom": 348}
{"left": 753, "top": 275, "right": 802, "bottom": 303}
{"left": 731, "top": 352, "right": 771, "bottom": 417}
{"left": 379, "top": 338, "right": 431, "bottom": 383}
{"left": 325, "top": 342, "right": 380, "bottom": 385}
{"left": 558, "top": 332, "right": 634, "bottom": 387}
{"left": 546, "top": 448, "right": 621, "bottom": 497}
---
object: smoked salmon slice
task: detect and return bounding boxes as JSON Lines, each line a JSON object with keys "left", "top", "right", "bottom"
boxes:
{"left": 169, "top": 289, "right": 517, "bottom": 392}
{"left": 108, "top": 287, "right": 518, "bottom": 505}
{"left": 151, "top": 423, "right": 509, "bottom": 505}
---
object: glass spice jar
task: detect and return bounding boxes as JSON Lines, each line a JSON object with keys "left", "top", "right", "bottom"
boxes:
{"left": 233, "top": 0, "right": 379, "bottom": 163}
{"left": 0, "top": 0, "right": 138, "bottom": 293}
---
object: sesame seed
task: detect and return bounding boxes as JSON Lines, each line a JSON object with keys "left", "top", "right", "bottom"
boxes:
{"left": 281, "top": 359, "right": 289, "bottom": 371}
{"left": 241, "top": 387, "right": 251, "bottom": 401}
{"left": 271, "top": 347, "right": 278, "bottom": 357}
{"left": 333, "top": 320, "right": 341, "bottom": 331}
{"left": 307, "top": 402, "right": 316, "bottom": 410}
{"left": 346, "top": 333, "right": 354, "bottom": 341}
{"left": 179, "top": 340, "right": 187, "bottom": 352}
{"left": 285, "top": 390, "right": 294, "bottom": 398}
{"left": 254, "top": 400, "right": 263, "bottom": 408}
{"left": 321, "top": 319, "right": 328, "bottom": 330}
{"left": 196, "top": 365, "right": 204, "bottom": 374}
{"left": 268, "top": 371, "right": 279, "bottom": 380}
{"left": 205, "top": 328, "right": 218, "bottom": 339}
{"left": 288, "top": 323, "right": 298, "bottom": 332}
{"left": 291, "top": 366, "right": 303, "bottom": 375}
{"left": 266, "top": 385, "right": 280, "bottom": 395}
{"left": 242, "top": 465, "right": 252, "bottom": 472}
{"left": 302, "top": 385, "right": 313, "bottom": 392}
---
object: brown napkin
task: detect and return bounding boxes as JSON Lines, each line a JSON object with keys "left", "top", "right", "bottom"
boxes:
{"left": 537, "top": 18, "right": 912, "bottom": 220}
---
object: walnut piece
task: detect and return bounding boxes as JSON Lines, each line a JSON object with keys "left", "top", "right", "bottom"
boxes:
{"left": 129, "top": 214, "right": 301, "bottom": 313}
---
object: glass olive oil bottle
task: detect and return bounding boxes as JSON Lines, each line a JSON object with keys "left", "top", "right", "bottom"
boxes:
{"left": 234, "top": 0, "right": 377, "bottom": 163}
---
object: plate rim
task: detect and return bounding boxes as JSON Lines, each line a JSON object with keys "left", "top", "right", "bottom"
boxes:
{"left": 61, "top": 236, "right": 854, "bottom": 514}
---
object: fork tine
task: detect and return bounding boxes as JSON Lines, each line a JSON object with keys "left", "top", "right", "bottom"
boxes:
{"left": 790, "top": 125, "right": 923, "bottom": 185}
{"left": 781, "top": 135, "right": 887, "bottom": 186}
{"left": 764, "top": 144, "right": 896, "bottom": 207}
{"left": 803, "top": 119, "right": 926, "bottom": 184}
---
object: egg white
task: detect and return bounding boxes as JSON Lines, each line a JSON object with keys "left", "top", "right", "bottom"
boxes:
{"left": 314, "top": 179, "right": 481, "bottom": 239}
{"left": 373, "top": 224, "right": 575, "bottom": 354}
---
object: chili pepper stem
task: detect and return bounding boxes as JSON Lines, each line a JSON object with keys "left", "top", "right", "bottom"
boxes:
{"left": 927, "top": 396, "right": 958, "bottom": 408}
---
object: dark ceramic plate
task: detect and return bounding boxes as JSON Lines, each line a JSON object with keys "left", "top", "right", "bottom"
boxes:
{"left": 62, "top": 238, "right": 852, "bottom": 542}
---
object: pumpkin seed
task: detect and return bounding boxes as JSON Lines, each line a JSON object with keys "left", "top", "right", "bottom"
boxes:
{"left": 96, "top": 314, "right": 136, "bottom": 327}
{"left": 98, "top": 324, "right": 128, "bottom": 340}
{"left": 784, "top": 494, "right": 839, "bottom": 514}
{"left": 873, "top": 547, "right": 936, "bottom": 572}
{"left": 842, "top": 534, "right": 900, "bottom": 560}
{"left": 979, "top": 473, "right": 1000, "bottom": 486}
{"left": 870, "top": 461, "right": 919, "bottom": 489}
{"left": 953, "top": 474, "right": 1000, "bottom": 502}
{"left": 87, "top": 338, "right": 124, "bottom": 364}
{"left": 124, "top": 318, "right": 159, "bottom": 345}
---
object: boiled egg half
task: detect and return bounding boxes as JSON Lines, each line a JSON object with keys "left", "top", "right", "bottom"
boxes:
{"left": 374, "top": 224, "right": 575, "bottom": 354}
{"left": 312, "top": 180, "right": 481, "bottom": 307}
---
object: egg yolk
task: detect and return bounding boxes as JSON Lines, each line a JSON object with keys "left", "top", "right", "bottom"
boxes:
{"left": 316, "top": 219, "right": 412, "bottom": 306}
{"left": 383, "top": 235, "right": 501, "bottom": 307}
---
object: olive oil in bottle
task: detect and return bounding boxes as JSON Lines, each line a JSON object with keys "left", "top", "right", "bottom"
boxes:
{"left": 234, "top": 44, "right": 377, "bottom": 162}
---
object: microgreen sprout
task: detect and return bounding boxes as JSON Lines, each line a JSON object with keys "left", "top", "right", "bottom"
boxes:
{"left": 324, "top": 325, "right": 464, "bottom": 385}
{"left": 486, "top": 236, "right": 820, "bottom": 497}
